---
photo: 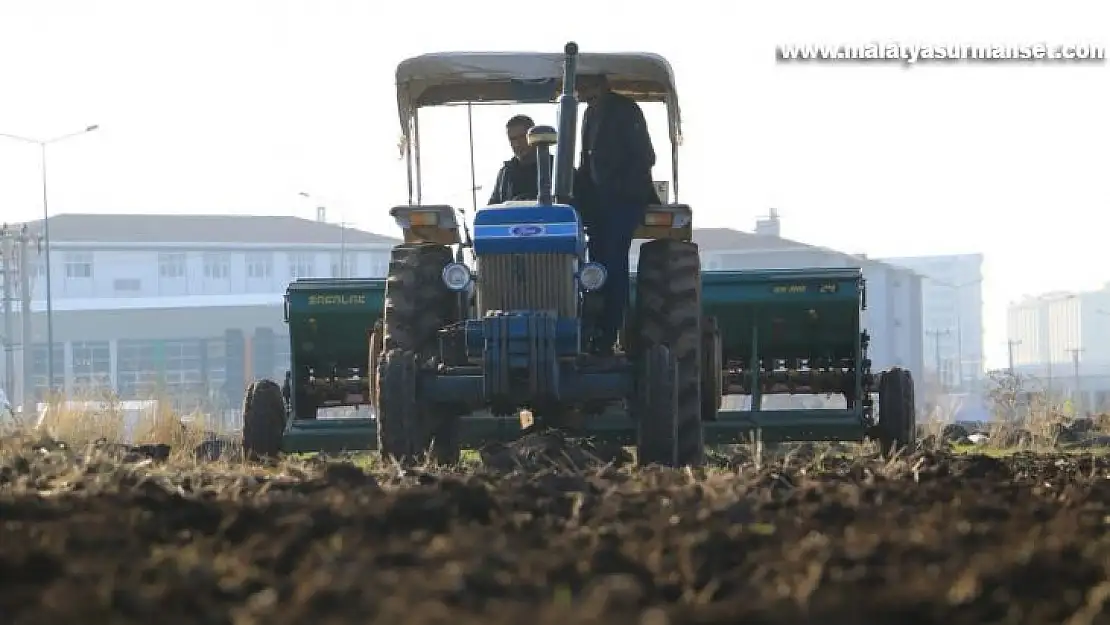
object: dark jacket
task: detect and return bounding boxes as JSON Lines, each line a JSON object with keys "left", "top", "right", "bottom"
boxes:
{"left": 487, "top": 154, "right": 554, "bottom": 205}
{"left": 577, "top": 91, "right": 660, "bottom": 207}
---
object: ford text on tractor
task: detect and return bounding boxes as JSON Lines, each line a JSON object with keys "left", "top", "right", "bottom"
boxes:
{"left": 239, "top": 42, "right": 917, "bottom": 466}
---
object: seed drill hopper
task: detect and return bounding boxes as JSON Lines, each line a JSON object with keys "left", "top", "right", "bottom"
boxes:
{"left": 240, "top": 42, "right": 917, "bottom": 466}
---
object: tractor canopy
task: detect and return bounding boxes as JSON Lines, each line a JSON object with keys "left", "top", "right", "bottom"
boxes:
{"left": 394, "top": 51, "right": 683, "bottom": 149}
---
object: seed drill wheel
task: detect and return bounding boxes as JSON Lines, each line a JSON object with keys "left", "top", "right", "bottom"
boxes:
{"left": 241, "top": 379, "right": 287, "bottom": 460}
{"left": 701, "top": 315, "right": 723, "bottom": 421}
{"left": 378, "top": 243, "right": 459, "bottom": 464}
{"left": 877, "top": 367, "right": 916, "bottom": 456}
{"left": 633, "top": 239, "right": 705, "bottom": 467}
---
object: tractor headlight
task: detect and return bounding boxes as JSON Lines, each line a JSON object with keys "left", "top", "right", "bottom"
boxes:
{"left": 441, "top": 263, "right": 473, "bottom": 291}
{"left": 579, "top": 262, "right": 607, "bottom": 292}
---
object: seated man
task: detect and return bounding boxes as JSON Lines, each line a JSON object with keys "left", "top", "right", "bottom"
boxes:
{"left": 574, "top": 73, "right": 661, "bottom": 354}
{"left": 487, "top": 114, "right": 549, "bottom": 204}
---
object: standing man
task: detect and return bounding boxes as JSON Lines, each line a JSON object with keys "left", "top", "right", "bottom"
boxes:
{"left": 488, "top": 114, "right": 549, "bottom": 205}
{"left": 575, "top": 73, "right": 660, "bottom": 354}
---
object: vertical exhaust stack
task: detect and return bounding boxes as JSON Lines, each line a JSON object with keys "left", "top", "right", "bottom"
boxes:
{"left": 552, "top": 41, "right": 579, "bottom": 205}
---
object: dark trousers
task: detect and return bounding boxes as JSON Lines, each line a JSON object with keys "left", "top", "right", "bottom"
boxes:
{"left": 584, "top": 201, "right": 645, "bottom": 351}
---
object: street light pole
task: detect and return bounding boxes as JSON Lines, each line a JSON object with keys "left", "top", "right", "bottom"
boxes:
{"left": 0, "top": 125, "right": 99, "bottom": 393}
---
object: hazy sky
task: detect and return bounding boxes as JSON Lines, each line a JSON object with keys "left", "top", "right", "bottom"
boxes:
{"left": 1, "top": 0, "right": 1107, "bottom": 369}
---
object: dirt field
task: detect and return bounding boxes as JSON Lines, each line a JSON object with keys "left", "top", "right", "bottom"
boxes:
{"left": 3, "top": 432, "right": 1110, "bottom": 625}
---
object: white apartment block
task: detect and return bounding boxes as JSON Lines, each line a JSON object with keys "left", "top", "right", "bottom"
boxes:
{"left": 1007, "top": 285, "right": 1110, "bottom": 410}
{"left": 1008, "top": 286, "right": 1110, "bottom": 367}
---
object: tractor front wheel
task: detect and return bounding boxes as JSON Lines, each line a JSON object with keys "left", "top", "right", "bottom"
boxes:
{"left": 877, "top": 367, "right": 916, "bottom": 456}
{"left": 382, "top": 243, "right": 456, "bottom": 355}
{"left": 242, "top": 379, "right": 287, "bottom": 460}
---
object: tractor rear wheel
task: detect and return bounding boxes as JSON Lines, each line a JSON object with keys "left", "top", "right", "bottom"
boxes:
{"left": 635, "top": 344, "right": 701, "bottom": 467}
{"left": 377, "top": 348, "right": 429, "bottom": 464}
{"left": 242, "top": 379, "right": 286, "bottom": 460}
{"left": 701, "top": 315, "right": 722, "bottom": 421}
{"left": 877, "top": 367, "right": 916, "bottom": 456}
{"left": 382, "top": 243, "right": 456, "bottom": 355}
{"left": 633, "top": 239, "right": 704, "bottom": 466}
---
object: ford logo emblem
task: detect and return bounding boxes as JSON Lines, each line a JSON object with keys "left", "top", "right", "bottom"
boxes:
{"left": 510, "top": 224, "right": 545, "bottom": 237}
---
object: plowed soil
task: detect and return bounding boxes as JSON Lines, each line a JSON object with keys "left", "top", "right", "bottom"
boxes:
{"left": 3, "top": 433, "right": 1110, "bottom": 625}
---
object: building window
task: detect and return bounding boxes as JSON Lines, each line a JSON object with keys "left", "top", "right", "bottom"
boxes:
{"left": 246, "top": 252, "right": 273, "bottom": 279}
{"left": 30, "top": 343, "right": 65, "bottom": 400}
{"left": 331, "top": 252, "right": 354, "bottom": 278}
{"left": 289, "top": 253, "right": 315, "bottom": 279}
{"left": 113, "top": 278, "right": 142, "bottom": 292}
{"left": 205, "top": 337, "right": 227, "bottom": 399}
{"left": 203, "top": 253, "right": 231, "bottom": 280}
{"left": 164, "top": 339, "right": 203, "bottom": 399}
{"left": 72, "top": 340, "right": 112, "bottom": 393}
{"left": 117, "top": 339, "right": 161, "bottom": 399}
{"left": 64, "top": 252, "right": 93, "bottom": 279}
{"left": 368, "top": 252, "right": 388, "bottom": 277}
{"left": 159, "top": 253, "right": 187, "bottom": 278}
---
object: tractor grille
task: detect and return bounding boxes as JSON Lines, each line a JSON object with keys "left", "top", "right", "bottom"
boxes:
{"left": 476, "top": 253, "right": 578, "bottom": 318}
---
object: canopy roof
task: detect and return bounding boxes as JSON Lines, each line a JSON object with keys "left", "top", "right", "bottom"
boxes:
{"left": 394, "top": 51, "right": 682, "bottom": 146}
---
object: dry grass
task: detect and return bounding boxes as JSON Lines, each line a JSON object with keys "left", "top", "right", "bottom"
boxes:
{"left": 4, "top": 370, "right": 1108, "bottom": 467}
{"left": 0, "top": 388, "right": 244, "bottom": 465}
{"left": 918, "top": 371, "right": 1110, "bottom": 455}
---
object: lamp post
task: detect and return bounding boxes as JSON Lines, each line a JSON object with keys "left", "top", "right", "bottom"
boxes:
{"left": 0, "top": 125, "right": 99, "bottom": 393}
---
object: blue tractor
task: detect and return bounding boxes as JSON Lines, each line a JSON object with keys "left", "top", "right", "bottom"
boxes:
{"left": 241, "top": 42, "right": 916, "bottom": 466}
{"left": 371, "top": 42, "right": 706, "bottom": 467}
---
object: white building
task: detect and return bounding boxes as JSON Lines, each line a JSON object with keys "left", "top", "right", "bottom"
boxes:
{"left": 641, "top": 212, "right": 925, "bottom": 392}
{"left": 1, "top": 213, "right": 399, "bottom": 409}
{"left": 2, "top": 211, "right": 925, "bottom": 412}
{"left": 1007, "top": 286, "right": 1110, "bottom": 410}
{"left": 881, "top": 253, "right": 985, "bottom": 387}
